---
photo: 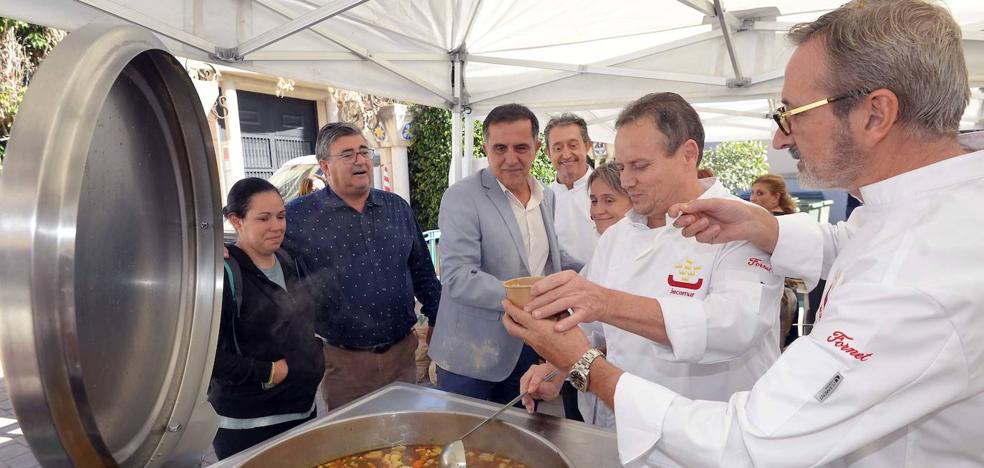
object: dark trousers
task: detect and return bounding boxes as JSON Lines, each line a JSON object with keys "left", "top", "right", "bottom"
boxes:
{"left": 560, "top": 381, "right": 583, "bottom": 421}
{"left": 436, "top": 345, "right": 540, "bottom": 406}
{"left": 212, "top": 412, "right": 316, "bottom": 460}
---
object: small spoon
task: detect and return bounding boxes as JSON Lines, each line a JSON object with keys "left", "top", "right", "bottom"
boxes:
{"left": 439, "top": 368, "right": 561, "bottom": 467}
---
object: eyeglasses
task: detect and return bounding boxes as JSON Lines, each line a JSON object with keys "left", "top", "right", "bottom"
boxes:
{"left": 328, "top": 148, "right": 376, "bottom": 163}
{"left": 771, "top": 92, "right": 855, "bottom": 135}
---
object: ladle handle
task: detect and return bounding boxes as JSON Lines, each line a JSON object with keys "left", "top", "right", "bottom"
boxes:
{"left": 459, "top": 368, "right": 561, "bottom": 441}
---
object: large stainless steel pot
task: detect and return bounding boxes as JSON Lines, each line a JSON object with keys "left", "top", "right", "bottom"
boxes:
{"left": 233, "top": 411, "right": 573, "bottom": 468}
{"left": 0, "top": 22, "right": 222, "bottom": 467}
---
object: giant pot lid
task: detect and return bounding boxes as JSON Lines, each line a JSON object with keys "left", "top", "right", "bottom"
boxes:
{"left": 0, "top": 23, "right": 222, "bottom": 467}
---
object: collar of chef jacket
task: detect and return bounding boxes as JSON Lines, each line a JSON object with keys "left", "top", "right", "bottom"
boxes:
{"left": 627, "top": 178, "right": 732, "bottom": 260}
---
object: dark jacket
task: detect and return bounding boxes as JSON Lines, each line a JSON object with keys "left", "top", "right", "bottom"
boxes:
{"left": 208, "top": 244, "right": 324, "bottom": 419}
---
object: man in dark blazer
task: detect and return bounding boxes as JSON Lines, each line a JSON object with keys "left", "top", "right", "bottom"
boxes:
{"left": 428, "top": 104, "right": 582, "bottom": 404}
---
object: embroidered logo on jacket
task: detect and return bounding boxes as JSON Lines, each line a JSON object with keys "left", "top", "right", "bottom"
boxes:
{"left": 827, "top": 330, "right": 873, "bottom": 362}
{"left": 747, "top": 257, "right": 772, "bottom": 273}
{"left": 667, "top": 259, "right": 704, "bottom": 296}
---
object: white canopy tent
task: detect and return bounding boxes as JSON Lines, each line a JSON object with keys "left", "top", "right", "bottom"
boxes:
{"left": 3, "top": 0, "right": 984, "bottom": 182}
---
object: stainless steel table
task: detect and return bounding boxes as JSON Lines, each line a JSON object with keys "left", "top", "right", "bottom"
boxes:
{"left": 217, "top": 383, "right": 619, "bottom": 467}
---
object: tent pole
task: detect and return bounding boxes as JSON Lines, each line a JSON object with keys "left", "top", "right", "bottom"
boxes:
{"left": 253, "top": 0, "right": 452, "bottom": 102}
{"left": 463, "top": 113, "right": 474, "bottom": 177}
{"left": 451, "top": 108, "right": 463, "bottom": 185}
{"left": 236, "top": 0, "right": 368, "bottom": 57}
{"left": 713, "top": 0, "right": 747, "bottom": 86}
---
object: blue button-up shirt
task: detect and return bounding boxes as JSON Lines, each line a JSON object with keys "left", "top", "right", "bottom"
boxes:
{"left": 283, "top": 187, "right": 441, "bottom": 349}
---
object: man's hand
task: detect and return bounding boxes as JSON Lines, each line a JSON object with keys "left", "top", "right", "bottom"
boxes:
{"left": 272, "top": 358, "right": 289, "bottom": 384}
{"left": 502, "top": 299, "right": 590, "bottom": 374}
{"left": 525, "top": 270, "right": 610, "bottom": 332}
{"left": 669, "top": 198, "right": 780, "bottom": 253}
{"left": 519, "top": 363, "right": 564, "bottom": 413}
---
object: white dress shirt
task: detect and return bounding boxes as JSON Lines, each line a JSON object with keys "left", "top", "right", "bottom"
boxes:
{"left": 615, "top": 137, "right": 984, "bottom": 467}
{"left": 580, "top": 179, "right": 782, "bottom": 429}
{"left": 549, "top": 168, "right": 596, "bottom": 265}
{"left": 497, "top": 177, "right": 549, "bottom": 277}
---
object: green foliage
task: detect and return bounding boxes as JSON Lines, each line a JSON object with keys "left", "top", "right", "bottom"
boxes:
{"left": 407, "top": 105, "right": 557, "bottom": 231}
{"left": 699, "top": 140, "right": 770, "bottom": 194}
{"left": 407, "top": 105, "right": 452, "bottom": 231}
{"left": 0, "top": 18, "right": 63, "bottom": 164}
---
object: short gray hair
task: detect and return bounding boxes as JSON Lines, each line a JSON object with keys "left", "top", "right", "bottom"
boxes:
{"left": 544, "top": 113, "right": 590, "bottom": 148}
{"left": 315, "top": 122, "right": 363, "bottom": 162}
{"left": 788, "top": 0, "right": 969, "bottom": 137}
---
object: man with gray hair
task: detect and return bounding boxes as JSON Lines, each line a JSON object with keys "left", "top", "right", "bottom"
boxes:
{"left": 545, "top": 113, "right": 596, "bottom": 266}
{"left": 283, "top": 122, "right": 440, "bottom": 410}
{"left": 502, "top": 1, "right": 984, "bottom": 466}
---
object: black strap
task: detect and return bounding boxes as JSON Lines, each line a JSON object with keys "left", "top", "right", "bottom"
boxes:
{"left": 223, "top": 255, "right": 244, "bottom": 355}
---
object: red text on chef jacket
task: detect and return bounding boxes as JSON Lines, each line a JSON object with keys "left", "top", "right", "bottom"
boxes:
{"left": 747, "top": 257, "right": 772, "bottom": 273}
{"left": 827, "top": 330, "right": 873, "bottom": 362}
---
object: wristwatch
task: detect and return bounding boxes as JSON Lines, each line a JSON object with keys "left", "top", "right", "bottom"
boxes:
{"left": 568, "top": 348, "right": 605, "bottom": 392}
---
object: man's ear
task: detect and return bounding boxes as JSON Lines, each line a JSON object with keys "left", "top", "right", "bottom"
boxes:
{"left": 859, "top": 88, "right": 899, "bottom": 146}
{"left": 318, "top": 159, "right": 331, "bottom": 178}
{"left": 679, "top": 139, "right": 700, "bottom": 165}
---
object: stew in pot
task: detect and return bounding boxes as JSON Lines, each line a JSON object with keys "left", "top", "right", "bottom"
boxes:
{"left": 316, "top": 444, "right": 529, "bottom": 468}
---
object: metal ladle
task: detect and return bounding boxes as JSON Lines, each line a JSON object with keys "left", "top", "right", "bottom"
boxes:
{"left": 440, "top": 368, "right": 561, "bottom": 467}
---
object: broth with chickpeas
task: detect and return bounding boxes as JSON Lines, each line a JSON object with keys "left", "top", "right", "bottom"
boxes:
{"left": 316, "top": 444, "right": 529, "bottom": 468}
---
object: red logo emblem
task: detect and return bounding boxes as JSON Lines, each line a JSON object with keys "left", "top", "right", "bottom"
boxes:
{"left": 747, "top": 257, "right": 772, "bottom": 273}
{"left": 826, "top": 330, "right": 873, "bottom": 362}
{"left": 668, "top": 259, "right": 704, "bottom": 290}
{"left": 667, "top": 276, "right": 703, "bottom": 290}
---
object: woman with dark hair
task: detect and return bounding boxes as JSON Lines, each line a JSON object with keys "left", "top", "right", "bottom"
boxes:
{"left": 750, "top": 174, "right": 797, "bottom": 215}
{"left": 209, "top": 177, "right": 324, "bottom": 459}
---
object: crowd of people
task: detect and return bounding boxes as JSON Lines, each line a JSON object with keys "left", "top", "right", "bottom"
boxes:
{"left": 206, "top": 1, "right": 984, "bottom": 466}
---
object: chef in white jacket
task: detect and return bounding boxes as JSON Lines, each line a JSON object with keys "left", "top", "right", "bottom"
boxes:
{"left": 545, "top": 113, "right": 597, "bottom": 266}
{"left": 519, "top": 93, "right": 783, "bottom": 430}
{"left": 502, "top": 1, "right": 984, "bottom": 467}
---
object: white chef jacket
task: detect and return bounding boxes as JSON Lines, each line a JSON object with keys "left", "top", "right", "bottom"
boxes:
{"left": 580, "top": 179, "right": 782, "bottom": 429}
{"left": 497, "top": 176, "right": 549, "bottom": 277}
{"left": 549, "top": 168, "right": 596, "bottom": 265}
{"left": 615, "top": 140, "right": 984, "bottom": 467}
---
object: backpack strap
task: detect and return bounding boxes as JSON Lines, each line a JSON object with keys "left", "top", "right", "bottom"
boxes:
{"left": 223, "top": 255, "right": 245, "bottom": 356}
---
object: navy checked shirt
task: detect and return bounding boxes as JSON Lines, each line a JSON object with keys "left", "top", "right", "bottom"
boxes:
{"left": 283, "top": 187, "right": 441, "bottom": 349}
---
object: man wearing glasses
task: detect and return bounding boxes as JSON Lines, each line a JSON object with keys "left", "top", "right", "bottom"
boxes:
{"left": 501, "top": 1, "right": 984, "bottom": 467}
{"left": 283, "top": 122, "right": 441, "bottom": 410}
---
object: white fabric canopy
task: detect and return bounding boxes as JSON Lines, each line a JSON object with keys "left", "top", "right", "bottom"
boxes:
{"left": 2, "top": 0, "right": 983, "bottom": 142}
